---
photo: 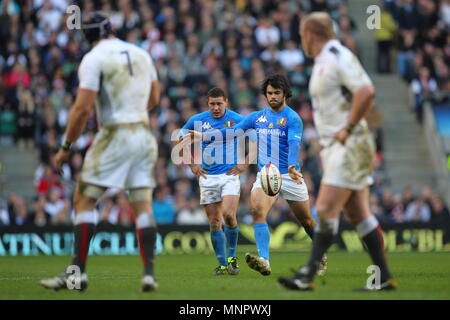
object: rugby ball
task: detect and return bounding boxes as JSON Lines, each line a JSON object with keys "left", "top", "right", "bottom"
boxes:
{"left": 260, "top": 163, "right": 282, "bottom": 196}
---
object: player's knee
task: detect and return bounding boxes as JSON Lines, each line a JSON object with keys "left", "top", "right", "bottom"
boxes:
{"left": 250, "top": 205, "right": 266, "bottom": 221}
{"left": 315, "top": 204, "right": 337, "bottom": 219}
{"left": 129, "top": 188, "right": 152, "bottom": 203}
{"left": 300, "top": 216, "right": 315, "bottom": 230}
{"left": 223, "top": 211, "right": 237, "bottom": 228}
{"left": 209, "top": 219, "right": 222, "bottom": 232}
{"left": 74, "top": 192, "right": 97, "bottom": 211}
{"left": 74, "top": 182, "right": 103, "bottom": 211}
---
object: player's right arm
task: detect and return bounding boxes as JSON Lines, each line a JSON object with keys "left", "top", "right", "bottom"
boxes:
{"left": 178, "top": 115, "right": 207, "bottom": 179}
{"left": 335, "top": 53, "right": 375, "bottom": 144}
{"left": 55, "top": 54, "right": 99, "bottom": 172}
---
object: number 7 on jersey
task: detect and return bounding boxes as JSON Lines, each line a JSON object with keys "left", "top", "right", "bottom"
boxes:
{"left": 120, "top": 50, "right": 133, "bottom": 76}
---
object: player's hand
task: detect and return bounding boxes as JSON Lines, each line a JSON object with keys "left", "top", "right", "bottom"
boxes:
{"left": 288, "top": 165, "right": 303, "bottom": 184}
{"left": 54, "top": 149, "right": 71, "bottom": 175}
{"left": 226, "top": 164, "right": 249, "bottom": 176}
{"left": 189, "top": 164, "right": 208, "bottom": 179}
{"left": 335, "top": 128, "right": 350, "bottom": 145}
{"left": 188, "top": 130, "right": 204, "bottom": 143}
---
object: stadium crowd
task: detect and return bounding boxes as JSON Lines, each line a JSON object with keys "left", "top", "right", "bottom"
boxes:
{"left": 0, "top": 0, "right": 449, "bottom": 228}
{"left": 375, "top": 0, "right": 450, "bottom": 122}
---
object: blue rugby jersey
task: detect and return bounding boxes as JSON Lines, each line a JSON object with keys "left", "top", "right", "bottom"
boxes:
{"left": 180, "top": 109, "right": 244, "bottom": 175}
{"left": 205, "top": 105, "right": 303, "bottom": 174}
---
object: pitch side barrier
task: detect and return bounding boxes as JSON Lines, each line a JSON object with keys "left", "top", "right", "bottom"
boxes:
{"left": 0, "top": 221, "right": 449, "bottom": 256}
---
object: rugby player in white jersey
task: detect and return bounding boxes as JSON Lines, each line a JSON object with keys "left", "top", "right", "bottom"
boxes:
{"left": 278, "top": 12, "right": 396, "bottom": 291}
{"left": 40, "top": 12, "right": 160, "bottom": 292}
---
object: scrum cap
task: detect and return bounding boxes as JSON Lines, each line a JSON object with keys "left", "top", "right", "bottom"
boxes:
{"left": 81, "top": 12, "right": 113, "bottom": 44}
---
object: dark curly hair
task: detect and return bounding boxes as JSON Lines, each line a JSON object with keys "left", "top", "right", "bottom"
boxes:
{"left": 261, "top": 74, "right": 292, "bottom": 100}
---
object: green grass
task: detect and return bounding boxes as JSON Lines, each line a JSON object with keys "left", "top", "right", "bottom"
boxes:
{"left": 1, "top": 247, "right": 449, "bottom": 300}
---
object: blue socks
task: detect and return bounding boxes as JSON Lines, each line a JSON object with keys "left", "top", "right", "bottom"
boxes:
{"left": 210, "top": 230, "right": 227, "bottom": 266}
{"left": 224, "top": 226, "right": 239, "bottom": 258}
{"left": 254, "top": 223, "right": 270, "bottom": 261}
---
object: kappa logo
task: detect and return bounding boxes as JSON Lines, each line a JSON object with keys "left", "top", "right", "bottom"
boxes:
{"left": 202, "top": 122, "right": 212, "bottom": 130}
{"left": 256, "top": 115, "right": 268, "bottom": 123}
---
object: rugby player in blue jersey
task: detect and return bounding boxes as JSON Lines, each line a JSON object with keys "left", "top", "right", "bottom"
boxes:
{"left": 189, "top": 75, "right": 327, "bottom": 276}
{"left": 179, "top": 87, "right": 252, "bottom": 275}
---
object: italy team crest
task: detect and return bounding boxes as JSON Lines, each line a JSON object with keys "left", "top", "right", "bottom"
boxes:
{"left": 224, "top": 120, "right": 233, "bottom": 127}
{"left": 277, "top": 117, "right": 287, "bottom": 127}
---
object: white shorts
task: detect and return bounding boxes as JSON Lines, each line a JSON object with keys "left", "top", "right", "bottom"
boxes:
{"left": 199, "top": 173, "right": 240, "bottom": 205}
{"left": 81, "top": 123, "right": 157, "bottom": 190}
{"left": 320, "top": 130, "right": 375, "bottom": 190}
{"left": 252, "top": 172, "right": 309, "bottom": 202}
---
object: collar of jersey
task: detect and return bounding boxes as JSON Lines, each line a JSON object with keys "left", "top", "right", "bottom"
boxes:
{"left": 267, "top": 105, "right": 289, "bottom": 114}
{"left": 316, "top": 39, "right": 340, "bottom": 59}
{"left": 210, "top": 108, "right": 228, "bottom": 120}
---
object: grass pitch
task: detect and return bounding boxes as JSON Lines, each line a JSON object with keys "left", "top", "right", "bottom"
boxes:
{"left": 1, "top": 247, "right": 449, "bottom": 300}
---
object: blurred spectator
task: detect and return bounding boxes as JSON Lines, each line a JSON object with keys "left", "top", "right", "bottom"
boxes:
{"left": 430, "top": 195, "right": 450, "bottom": 224}
{"left": 44, "top": 187, "right": 69, "bottom": 225}
{"left": 374, "top": 5, "right": 396, "bottom": 73}
{"left": 410, "top": 66, "right": 438, "bottom": 122}
{"left": 100, "top": 195, "right": 119, "bottom": 225}
{"left": 404, "top": 197, "right": 431, "bottom": 223}
{"left": 7, "top": 192, "right": 32, "bottom": 226}
{"left": 396, "top": 30, "right": 417, "bottom": 79}
{"left": 381, "top": 189, "right": 396, "bottom": 222}
{"left": 391, "top": 193, "right": 405, "bottom": 223}
{"left": 31, "top": 195, "right": 50, "bottom": 227}
{"left": 370, "top": 193, "right": 386, "bottom": 222}
{"left": 255, "top": 17, "right": 280, "bottom": 48}
{"left": 35, "top": 165, "right": 63, "bottom": 196}
{"left": 402, "top": 186, "right": 415, "bottom": 208}
{"left": 278, "top": 40, "right": 305, "bottom": 71}
{"left": 0, "top": 197, "right": 10, "bottom": 225}
{"left": 116, "top": 191, "right": 135, "bottom": 227}
{"left": 176, "top": 199, "right": 208, "bottom": 225}
{"left": 16, "top": 89, "right": 36, "bottom": 149}
{"left": 153, "top": 186, "right": 177, "bottom": 224}
{"left": 0, "top": 103, "right": 17, "bottom": 145}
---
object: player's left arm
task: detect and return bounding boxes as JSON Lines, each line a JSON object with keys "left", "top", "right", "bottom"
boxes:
{"left": 287, "top": 115, "right": 304, "bottom": 184}
{"left": 336, "top": 54, "right": 375, "bottom": 144}
{"left": 147, "top": 55, "right": 160, "bottom": 110}
{"left": 147, "top": 80, "right": 160, "bottom": 110}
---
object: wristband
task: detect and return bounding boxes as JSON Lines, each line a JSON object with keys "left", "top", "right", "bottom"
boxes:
{"left": 61, "top": 141, "right": 73, "bottom": 152}
{"left": 345, "top": 123, "right": 356, "bottom": 134}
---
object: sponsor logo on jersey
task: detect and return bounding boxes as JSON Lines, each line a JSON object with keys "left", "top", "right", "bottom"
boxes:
{"left": 256, "top": 128, "right": 286, "bottom": 136}
{"left": 268, "top": 123, "right": 274, "bottom": 128}
{"left": 277, "top": 117, "right": 287, "bottom": 127}
{"left": 256, "top": 115, "right": 268, "bottom": 123}
{"left": 202, "top": 122, "right": 212, "bottom": 130}
{"left": 224, "top": 120, "right": 233, "bottom": 127}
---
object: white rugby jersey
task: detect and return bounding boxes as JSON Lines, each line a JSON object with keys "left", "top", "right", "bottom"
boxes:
{"left": 78, "top": 38, "right": 158, "bottom": 126}
{"left": 309, "top": 39, "right": 373, "bottom": 146}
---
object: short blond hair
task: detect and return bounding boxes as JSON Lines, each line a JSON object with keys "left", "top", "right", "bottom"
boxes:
{"left": 301, "top": 12, "right": 336, "bottom": 40}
